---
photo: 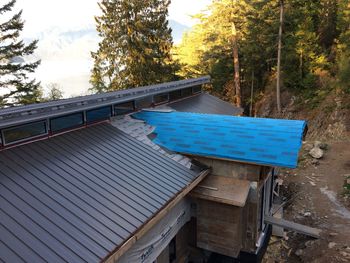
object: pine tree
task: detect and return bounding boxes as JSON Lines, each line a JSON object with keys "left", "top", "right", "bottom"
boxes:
{"left": 0, "top": 0, "right": 41, "bottom": 107}
{"left": 175, "top": 0, "right": 250, "bottom": 105}
{"left": 91, "top": 0, "right": 175, "bottom": 92}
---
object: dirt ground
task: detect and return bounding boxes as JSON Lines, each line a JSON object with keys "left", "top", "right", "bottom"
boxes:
{"left": 263, "top": 140, "right": 350, "bottom": 263}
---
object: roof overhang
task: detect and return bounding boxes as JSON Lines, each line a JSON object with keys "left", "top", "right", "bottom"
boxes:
{"left": 0, "top": 76, "right": 210, "bottom": 129}
{"left": 103, "top": 168, "right": 210, "bottom": 263}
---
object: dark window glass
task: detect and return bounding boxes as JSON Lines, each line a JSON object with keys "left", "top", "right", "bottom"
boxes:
{"left": 114, "top": 101, "right": 135, "bottom": 115}
{"left": 169, "top": 90, "right": 182, "bottom": 101}
{"left": 50, "top": 112, "right": 84, "bottom": 132}
{"left": 192, "top": 85, "right": 202, "bottom": 94}
{"left": 3, "top": 121, "right": 47, "bottom": 144}
{"left": 181, "top": 87, "right": 192, "bottom": 97}
{"left": 136, "top": 96, "right": 153, "bottom": 109}
{"left": 154, "top": 93, "right": 169, "bottom": 104}
{"left": 169, "top": 238, "right": 176, "bottom": 262}
{"left": 86, "top": 106, "right": 112, "bottom": 123}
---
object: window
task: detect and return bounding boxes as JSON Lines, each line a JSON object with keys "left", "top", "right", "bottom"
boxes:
{"left": 181, "top": 87, "right": 192, "bottom": 97}
{"left": 2, "top": 121, "right": 47, "bottom": 144}
{"left": 114, "top": 101, "right": 135, "bottom": 115}
{"left": 169, "top": 90, "right": 182, "bottom": 101}
{"left": 154, "top": 93, "right": 169, "bottom": 104}
{"left": 50, "top": 112, "right": 84, "bottom": 132}
{"left": 192, "top": 85, "right": 202, "bottom": 94}
{"left": 135, "top": 96, "right": 153, "bottom": 109}
{"left": 169, "top": 238, "right": 176, "bottom": 263}
{"left": 86, "top": 106, "right": 112, "bottom": 123}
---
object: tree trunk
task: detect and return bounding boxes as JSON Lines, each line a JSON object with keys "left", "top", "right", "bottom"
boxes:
{"left": 232, "top": 22, "right": 241, "bottom": 108}
{"left": 250, "top": 70, "right": 254, "bottom": 117}
{"left": 276, "top": 0, "right": 284, "bottom": 114}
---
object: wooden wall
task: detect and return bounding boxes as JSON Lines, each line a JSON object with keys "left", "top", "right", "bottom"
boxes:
{"left": 188, "top": 156, "right": 274, "bottom": 257}
{"left": 195, "top": 199, "right": 243, "bottom": 258}
{"left": 193, "top": 156, "right": 261, "bottom": 182}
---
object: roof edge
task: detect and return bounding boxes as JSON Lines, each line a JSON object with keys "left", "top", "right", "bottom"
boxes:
{"left": 102, "top": 168, "right": 211, "bottom": 263}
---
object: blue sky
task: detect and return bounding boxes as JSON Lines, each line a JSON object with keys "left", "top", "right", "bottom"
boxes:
{"left": 14, "top": 0, "right": 211, "bottom": 96}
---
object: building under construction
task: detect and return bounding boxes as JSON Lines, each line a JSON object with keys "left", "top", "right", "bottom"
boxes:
{"left": 0, "top": 77, "right": 313, "bottom": 263}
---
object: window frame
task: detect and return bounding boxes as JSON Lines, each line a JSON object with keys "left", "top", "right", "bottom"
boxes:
{"left": 114, "top": 100, "right": 135, "bottom": 115}
{"left": 192, "top": 85, "right": 202, "bottom": 94}
{"left": 153, "top": 93, "right": 169, "bottom": 105}
{"left": 86, "top": 106, "right": 112, "bottom": 124}
{"left": 135, "top": 96, "right": 153, "bottom": 109}
{"left": 1, "top": 120, "right": 48, "bottom": 146}
{"left": 169, "top": 90, "right": 182, "bottom": 102}
{"left": 181, "top": 87, "right": 192, "bottom": 97}
{"left": 50, "top": 112, "right": 84, "bottom": 133}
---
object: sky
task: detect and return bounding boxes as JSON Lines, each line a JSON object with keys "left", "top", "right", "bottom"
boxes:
{"left": 17, "top": 0, "right": 211, "bottom": 37}
{"left": 13, "top": 0, "right": 211, "bottom": 97}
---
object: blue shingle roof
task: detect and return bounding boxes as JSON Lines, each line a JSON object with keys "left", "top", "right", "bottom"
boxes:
{"left": 133, "top": 111, "right": 307, "bottom": 168}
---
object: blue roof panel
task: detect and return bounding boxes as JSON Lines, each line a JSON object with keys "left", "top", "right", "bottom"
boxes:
{"left": 133, "top": 111, "right": 307, "bottom": 168}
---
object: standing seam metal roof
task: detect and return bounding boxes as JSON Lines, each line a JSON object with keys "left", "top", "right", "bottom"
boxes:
{"left": 162, "top": 92, "right": 243, "bottom": 115}
{"left": 0, "top": 124, "right": 200, "bottom": 263}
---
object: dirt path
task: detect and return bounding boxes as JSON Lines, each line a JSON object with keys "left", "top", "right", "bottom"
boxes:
{"left": 263, "top": 142, "right": 350, "bottom": 263}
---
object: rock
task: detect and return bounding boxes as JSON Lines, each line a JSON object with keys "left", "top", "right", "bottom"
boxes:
{"left": 309, "top": 181, "right": 316, "bottom": 186}
{"left": 311, "top": 159, "right": 320, "bottom": 165}
{"left": 309, "top": 147, "right": 324, "bottom": 159}
{"left": 304, "top": 212, "right": 312, "bottom": 217}
{"left": 295, "top": 249, "right": 303, "bottom": 256}
{"left": 340, "top": 251, "right": 350, "bottom": 258}
{"left": 328, "top": 242, "right": 337, "bottom": 249}
{"left": 329, "top": 232, "right": 338, "bottom": 237}
{"left": 305, "top": 240, "right": 314, "bottom": 247}
{"left": 314, "top": 141, "right": 322, "bottom": 147}
{"left": 304, "top": 143, "right": 314, "bottom": 151}
{"left": 314, "top": 141, "right": 328, "bottom": 150}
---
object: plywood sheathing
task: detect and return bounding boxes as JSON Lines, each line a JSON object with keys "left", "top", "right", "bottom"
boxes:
{"left": 190, "top": 175, "right": 250, "bottom": 207}
{"left": 192, "top": 156, "right": 261, "bottom": 182}
{"left": 195, "top": 199, "right": 243, "bottom": 258}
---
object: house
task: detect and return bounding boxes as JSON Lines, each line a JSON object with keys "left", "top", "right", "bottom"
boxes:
{"left": 0, "top": 76, "right": 309, "bottom": 263}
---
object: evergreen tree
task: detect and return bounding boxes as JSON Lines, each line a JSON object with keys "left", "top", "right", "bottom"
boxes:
{"left": 0, "top": 0, "right": 41, "bottom": 107}
{"left": 336, "top": 0, "right": 350, "bottom": 93}
{"left": 91, "top": 0, "right": 176, "bottom": 93}
{"left": 175, "top": 0, "right": 250, "bottom": 105}
{"left": 46, "top": 83, "right": 64, "bottom": 101}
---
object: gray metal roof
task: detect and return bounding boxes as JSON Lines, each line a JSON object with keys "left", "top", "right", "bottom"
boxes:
{"left": 111, "top": 115, "right": 193, "bottom": 168}
{"left": 0, "top": 76, "right": 210, "bottom": 129}
{"left": 0, "top": 124, "right": 202, "bottom": 263}
{"left": 163, "top": 93, "right": 243, "bottom": 115}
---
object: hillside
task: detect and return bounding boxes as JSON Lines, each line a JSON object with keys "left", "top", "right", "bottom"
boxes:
{"left": 254, "top": 87, "right": 350, "bottom": 140}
